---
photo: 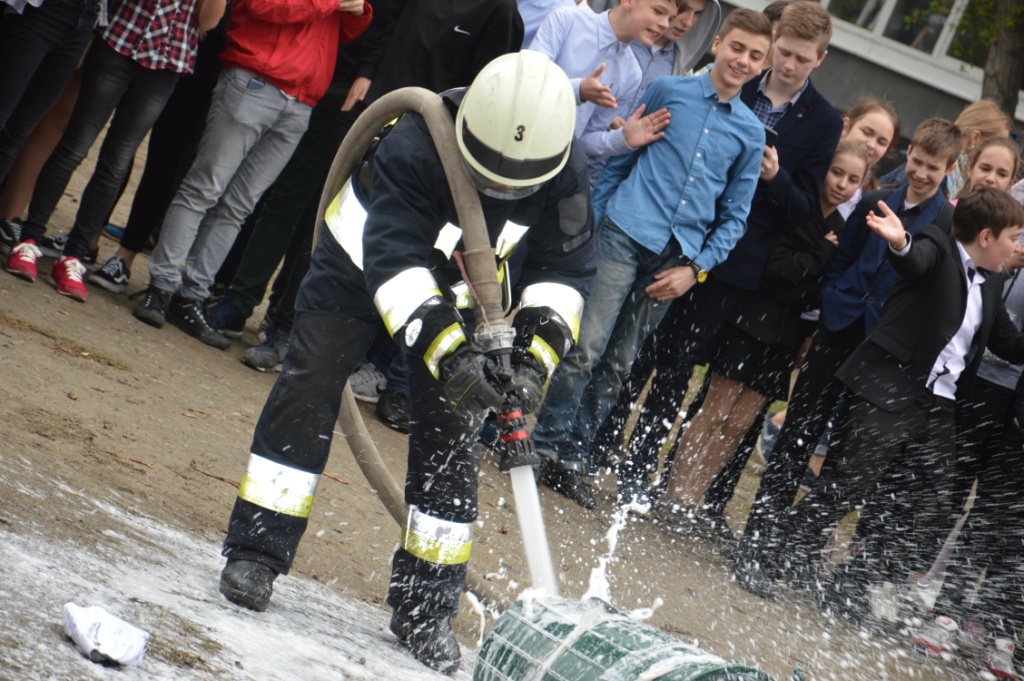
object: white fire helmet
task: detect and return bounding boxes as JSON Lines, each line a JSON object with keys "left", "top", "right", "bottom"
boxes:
{"left": 456, "top": 50, "right": 576, "bottom": 200}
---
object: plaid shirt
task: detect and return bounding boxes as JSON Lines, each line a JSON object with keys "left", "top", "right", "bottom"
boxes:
{"left": 750, "top": 69, "right": 807, "bottom": 129}
{"left": 101, "top": 0, "right": 199, "bottom": 74}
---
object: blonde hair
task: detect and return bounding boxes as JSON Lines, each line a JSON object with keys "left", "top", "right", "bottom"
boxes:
{"left": 955, "top": 100, "right": 1012, "bottom": 140}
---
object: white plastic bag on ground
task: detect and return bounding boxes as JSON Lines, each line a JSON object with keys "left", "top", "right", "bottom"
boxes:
{"left": 62, "top": 602, "right": 149, "bottom": 666}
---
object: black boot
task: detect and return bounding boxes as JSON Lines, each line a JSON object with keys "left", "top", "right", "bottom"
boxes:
{"left": 219, "top": 559, "right": 277, "bottom": 611}
{"left": 541, "top": 460, "right": 596, "bottom": 510}
{"left": 166, "top": 293, "right": 231, "bottom": 349}
{"left": 389, "top": 609, "right": 461, "bottom": 674}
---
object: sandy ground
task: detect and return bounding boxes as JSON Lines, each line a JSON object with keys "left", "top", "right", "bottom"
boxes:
{"left": 0, "top": 136, "right": 974, "bottom": 680}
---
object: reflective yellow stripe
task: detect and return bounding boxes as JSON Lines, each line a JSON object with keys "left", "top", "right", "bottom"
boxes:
{"left": 400, "top": 506, "right": 473, "bottom": 565}
{"left": 519, "top": 282, "right": 584, "bottom": 341}
{"left": 374, "top": 268, "right": 443, "bottom": 336}
{"left": 529, "top": 336, "right": 559, "bottom": 377}
{"left": 324, "top": 180, "right": 368, "bottom": 271}
{"left": 423, "top": 323, "right": 466, "bottom": 379}
{"left": 237, "top": 453, "right": 320, "bottom": 518}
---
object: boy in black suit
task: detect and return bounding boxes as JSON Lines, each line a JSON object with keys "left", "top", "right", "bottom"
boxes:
{"left": 751, "top": 188, "right": 1024, "bottom": 621}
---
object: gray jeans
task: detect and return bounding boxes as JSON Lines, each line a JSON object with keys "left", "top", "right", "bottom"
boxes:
{"left": 148, "top": 68, "right": 311, "bottom": 301}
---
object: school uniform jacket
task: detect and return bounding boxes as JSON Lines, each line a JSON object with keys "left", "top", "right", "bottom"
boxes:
{"left": 712, "top": 75, "right": 843, "bottom": 290}
{"left": 821, "top": 186, "right": 955, "bottom": 336}
{"left": 836, "top": 224, "right": 1024, "bottom": 413}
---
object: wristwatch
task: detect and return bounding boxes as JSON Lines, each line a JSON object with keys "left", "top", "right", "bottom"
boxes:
{"left": 683, "top": 257, "right": 707, "bottom": 283}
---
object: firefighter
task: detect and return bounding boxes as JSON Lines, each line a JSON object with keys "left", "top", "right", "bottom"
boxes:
{"left": 217, "top": 51, "right": 595, "bottom": 673}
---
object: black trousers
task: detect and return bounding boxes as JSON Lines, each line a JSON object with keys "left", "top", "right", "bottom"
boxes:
{"left": 223, "top": 228, "right": 486, "bottom": 620}
{"left": 935, "top": 378, "right": 1024, "bottom": 639}
{"left": 776, "top": 392, "right": 960, "bottom": 593}
{"left": 739, "top": 321, "right": 864, "bottom": 552}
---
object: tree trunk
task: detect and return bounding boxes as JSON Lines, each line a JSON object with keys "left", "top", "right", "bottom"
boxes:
{"left": 981, "top": 0, "right": 1024, "bottom": 123}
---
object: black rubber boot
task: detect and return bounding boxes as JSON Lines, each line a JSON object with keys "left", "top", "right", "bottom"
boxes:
{"left": 389, "top": 609, "right": 461, "bottom": 674}
{"left": 219, "top": 559, "right": 277, "bottom": 612}
{"left": 540, "top": 460, "right": 597, "bottom": 510}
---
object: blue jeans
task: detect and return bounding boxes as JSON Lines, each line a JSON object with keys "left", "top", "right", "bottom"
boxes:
{"left": 147, "top": 68, "right": 311, "bottom": 301}
{"left": 532, "top": 219, "right": 682, "bottom": 469}
{"left": 0, "top": 0, "right": 97, "bottom": 184}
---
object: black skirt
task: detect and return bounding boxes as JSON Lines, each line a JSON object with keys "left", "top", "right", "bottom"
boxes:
{"left": 709, "top": 323, "right": 795, "bottom": 401}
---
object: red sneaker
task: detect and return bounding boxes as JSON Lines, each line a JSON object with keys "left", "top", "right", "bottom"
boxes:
{"left": 50, "top": 255, "right": 88, "bottom": 302}
{"left": 5, "top": 239, "right": 41, "bottom": 282}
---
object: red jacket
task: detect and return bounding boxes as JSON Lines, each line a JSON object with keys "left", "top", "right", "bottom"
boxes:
{"left": 221, "top": 0, "right": 372, "bottom": 107}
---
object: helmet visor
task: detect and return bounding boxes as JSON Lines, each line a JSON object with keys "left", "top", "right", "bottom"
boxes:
{"left": 461, "top": 158, "right": 543, "bottom": 200}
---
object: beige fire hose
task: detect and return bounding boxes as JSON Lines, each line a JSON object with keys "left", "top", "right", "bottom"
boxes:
{"left": 313, "top": 87, "right": 515, "bottom": 611}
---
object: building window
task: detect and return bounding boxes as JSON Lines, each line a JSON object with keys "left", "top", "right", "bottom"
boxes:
{"left": 882, "top": 0, "right": 951, "bottom": 53}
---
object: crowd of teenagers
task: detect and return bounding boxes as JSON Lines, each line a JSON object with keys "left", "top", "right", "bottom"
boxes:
{"left": 3, "top": 0, "right": 1024, "bottom": 675}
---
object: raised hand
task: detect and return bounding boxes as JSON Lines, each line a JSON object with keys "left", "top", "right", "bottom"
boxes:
{"left": 622, "top": 103, "right": 670, "bottom": 149}
{"left": 580, "top": 63, "right": 616, "bottom": 108}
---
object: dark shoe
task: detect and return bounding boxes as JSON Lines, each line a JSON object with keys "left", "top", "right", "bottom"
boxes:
{"left": 732, "top": 558, "right": 778, "bottom": 601}
{"left": 242, "top": 325, "right": 289, "bottom": 372}
{"left": 219, "top": 559, "right": 277, "bottom": 612}
{"left": 540, "top": 461, "right": 596, "bottom": 510}
{"left": 207, "top": 296, "right": 247, "bottom": 338}
{"left": 389, "top": 610, "right": 461, "bottom": 674}
{"left": 166, "top": 294, "right": 231, "bottom": 349}
{"left": 38, "top": 231, "right": 98, "bottom": 268}
{"left": 88, "top": 255, "right": 130, "bottom": 293}
{"left": 131, "top": 286, "right": 172, "bottom": 328}
{"left": 0, "top": 217, "right": 22, "bottom": 255}
{"left": 376, "top": 390, "right": 411, "bottom": 434}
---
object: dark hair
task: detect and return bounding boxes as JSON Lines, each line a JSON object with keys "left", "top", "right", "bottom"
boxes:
{"left": 910, "top": 117, "right": 962, "bottom": 168}
{"left": 951, "top": 186, "right": 1024, "bottom": 241}
{"left": 958, "top": 136, "right": 1024, "bottom": 197}
{"left": 762, "top": 0, "right": 790, "bottom": 24}
{"left": 718, "top": 8, "right": 773, "bottom": 41}
{"left": 775, "top": 0, "right": 832, "bottom": 54}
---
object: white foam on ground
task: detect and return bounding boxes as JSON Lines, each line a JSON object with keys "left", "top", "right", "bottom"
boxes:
{"left": 0, "top": 497, "right": 473, "bottom": 680}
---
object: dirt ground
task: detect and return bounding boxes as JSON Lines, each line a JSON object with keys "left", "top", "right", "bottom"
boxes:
{"left": 0, "top": 138, "right": 972, "bottom": 680}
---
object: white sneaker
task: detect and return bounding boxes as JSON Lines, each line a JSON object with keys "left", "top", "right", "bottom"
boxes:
{"left": 912, "top": 615, "right": 959, "bottom": 659}
{"left": 349, "top": 361, "right": 387, "bottom": 404}
{"left": 980, "top": 638, "right": 1021, "bottom": 681}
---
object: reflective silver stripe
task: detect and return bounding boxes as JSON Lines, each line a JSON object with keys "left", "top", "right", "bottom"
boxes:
{"left": 519, "top": 282, "right": 584, "bottom": 341}
{"left": 374, "top": 268, "right": 443, "bottom": 337}
{"left": 324, "top": 180, "right": 368, "bottom": 270}
{"left": 423, "top": 323, "right": 466, "bottom": 379}
{"left": 237, "top": 453, "right": 320, "bottom": 519}
{"left": 400, "top": 505, "right": 473, "bottom": 565}
{"left": 495, "top": 222, "right": 529, "bottom": 260}
{"left": 324, "top": 185, "right": 461, "bottom": 270}
{"left": 434, "top": 223, "right": 462, "bottom": 259}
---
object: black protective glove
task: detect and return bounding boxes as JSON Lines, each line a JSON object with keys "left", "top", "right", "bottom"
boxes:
{"left": 508, "top": 356, "right": 546, "bottom": 415}
{"left": 439, "top": 345, "right": 505, "bottom": 414}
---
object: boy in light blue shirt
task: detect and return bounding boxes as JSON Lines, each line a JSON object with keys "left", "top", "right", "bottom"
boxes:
{"left": 529, "top": 0, "right": 678, "bottom": 186}
{"left": 534, "top": 9, "right": 772, "bottom": 509}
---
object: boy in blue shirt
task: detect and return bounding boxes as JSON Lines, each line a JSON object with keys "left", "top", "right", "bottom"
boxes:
{"left": 529, "top": 0, "right": 679, "bottom": 186}
{"left": 533, "top": 9, "right": 772, "bottom": 507}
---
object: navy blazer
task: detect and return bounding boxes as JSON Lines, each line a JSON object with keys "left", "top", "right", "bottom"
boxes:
{"left": 836, "top": 224, "right": 1024, "bottom": 413}
{"left": 821, "top": 186, "right": 954, "bottom": 336}
{"left": 712, "top": 74, "right": 842, "bottom": 290}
